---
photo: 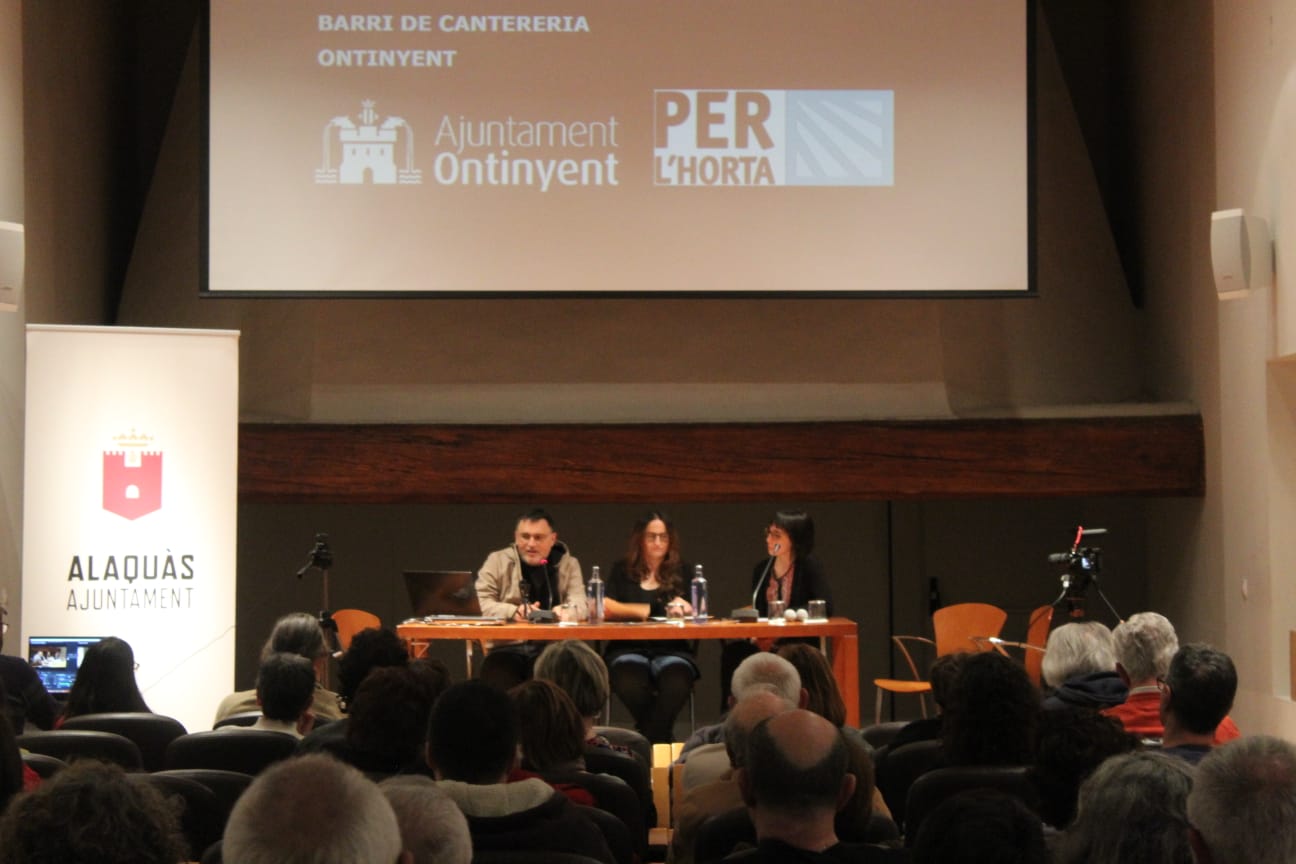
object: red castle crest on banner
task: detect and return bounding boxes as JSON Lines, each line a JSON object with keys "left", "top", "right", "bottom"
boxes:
{"left": 102, "top": 430, "right": 162, "bottom": 521}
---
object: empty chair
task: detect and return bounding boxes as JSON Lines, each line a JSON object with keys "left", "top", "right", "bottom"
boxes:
{"left": 213, "top": 711, "right": 262, "bottom": 729}
{"left": 17, "top": 729, "right": 143, "bottom": 771}
{"left": 903, "top": 763, "right": 1038, "bottom": 845}
{"left": 873, "top": 602, "right": 1008, "bottom": 722}
{"left": 133, "top": 772, "right": 225, "bottom": 861}
{"left": 874, "top": 739, "right": 945, "bottom": 827}
{"left": 166, "top": 729, "right": 298, "bottom": 775}
{"left": 859, "top": 720, "right": 910, "bottom": 750}
{"left": 61, "top": 711, "right": 187, "bottom": 772}
{"left": 21, "top": 751, "right": 67, "bottom": 779}
{"left": 592, "top": 725, "right": 652, "bottom": 767}
{"left": 330, "top": 608, "right": 381, "bottom": 652}
{"left": 152, "top": 768, "right": 254, "bottom": 827}
{"left": 584, "top": 745, "right": 657, "bottom": 829}
{"left": 542, "top": 768, "right": 646, "bottom": 862}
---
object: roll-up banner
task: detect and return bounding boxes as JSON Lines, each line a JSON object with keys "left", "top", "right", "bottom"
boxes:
{"left": 22, "top": 326, "right": 239, "bottom": 734}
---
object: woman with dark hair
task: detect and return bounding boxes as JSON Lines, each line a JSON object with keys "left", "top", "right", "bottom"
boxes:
{"left": 720, "top": 510, "right": 835, "bottom": 710}
{"left": 602, "top": 511, "right": 698, "bottom": 743}
{"left": 59, "top": 636, "right": 150, "bottom": 722}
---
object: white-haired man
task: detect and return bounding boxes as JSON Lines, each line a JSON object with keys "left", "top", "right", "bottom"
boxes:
{"left": 1101, "top": 611, "right": 1239, "bottom": 744}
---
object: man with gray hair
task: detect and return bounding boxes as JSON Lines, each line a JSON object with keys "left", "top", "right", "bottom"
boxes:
{"left": 679, "top": 651, "right": 805, "bottom": 759}
{"left": 1102, "top": 612, "right": 1239, "bottom": 744}
{"left": 1040, "top": 621, "right": 1126, "bottom": 710}
{"left": 1188, "top": 735, "right": 1296, "bottom": 864}
{"left": 223, "top": 753, "right": 410, "bottom": 864}
{"left": 379, "top": 775, "right": 472, "bottom": 864}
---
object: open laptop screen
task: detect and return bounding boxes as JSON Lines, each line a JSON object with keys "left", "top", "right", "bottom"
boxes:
{"left": 27, "top": 636, "right": 104, "bottom": 695}
{"left": 403, "top": 570, "right": 481, "bottom": 618}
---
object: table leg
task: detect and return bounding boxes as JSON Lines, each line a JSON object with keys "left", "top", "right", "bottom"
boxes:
{"left": 831, "top": 628, "right": 860, "bottom": 727}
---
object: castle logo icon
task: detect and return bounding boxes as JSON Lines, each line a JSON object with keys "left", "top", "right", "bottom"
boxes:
{"left": 102, "top": 429, "right": 162, "bottom": 521}
{"left": 315, "top": 100, "right": 423, "bottom": 185}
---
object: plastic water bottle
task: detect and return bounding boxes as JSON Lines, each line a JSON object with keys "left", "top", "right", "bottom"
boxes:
{"left": 691, "top": 564, "right": 708, "bottom": 623}
{"left": 587, "top": 565, "right": 605, "bottom": 624}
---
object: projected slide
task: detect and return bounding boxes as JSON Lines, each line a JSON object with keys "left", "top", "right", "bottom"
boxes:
{"left": 206, "top": 2, "right": 1029, "bottom": 296}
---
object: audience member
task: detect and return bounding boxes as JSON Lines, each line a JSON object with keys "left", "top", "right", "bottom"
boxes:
{"left": 297, "top": 625, "right": 411, "bottom": 754}
{"left": 777, "top": 643, "right": 846, "bottom": 727}
{"left": 214, "top": 611, "right": 342, "bottom": 724}
{"left": 1030, "top": 707, "right": 1138, "bottom": 831}
{"left": 911, "top": 790, "right": 1047, "bottom": 864}
{"left": 1188, "top": 735, "right": 1296, "bottom": 864}
{"left": 58, "top": 635, "right": 150, "bottom": 722}
{"left": 942, "top": 650, "right": 1039, "bottom": 766}
{"left": 534, "top": 639, "right": 620, "bottom": 751}
{"left": 1055, "top": 750, "right": 1193, "bottom": 864}
{"left": 533, "top": 639, "right": 657, "bottom": 829}
{"left": 1159, "top": 643, "right": 1237, "bottom": 765}
{"left": 0, "top": 682, "right": 23, "bottom": 813}
{"left": 883, "top": 652, "right": 965, "bottom": 752}
{"left": 234, "top": 651, "right": 317, "bottom": 738}
{"left": 342, "top": 659, "right": 450, "bottom": 776}
{"left": 223, "top": 752, "right": 410, "bottom": 864}
{"left": 0, "top": 760, "right": 186, "bottom": 864}
{"left": 511, "top": 678, "right": 589, "bottom": 774}
{"left": 775, "top": 642, "right": 893, "bottom": 826}
{"left": 681, "top": 650, "right": 805, "bottom": 760}
{"left": 379, "top": 775, "right": 473, "bottom": 864}
{"left": 1102, "top": 611, "right": 1240, "bottom": 744}
{"left": 729, "top": 710, "right": 905, "bottom": 863}
{"left": 477, "top": 508, "right": 587, "bottom": 689}
{"left": 426, "top": 680, "right": 615, "bottom": 864}
{"left": 1040, "top": 621, "right": 1126, "bottom": 710}
{"left": 603, "top": 510, "right": 699, "bottom": 743}
{"left": 669, "top": 689, "right": 796, "bottom": 864}
{"left": 0, "top": 605, "right": 57, "bottom": 732}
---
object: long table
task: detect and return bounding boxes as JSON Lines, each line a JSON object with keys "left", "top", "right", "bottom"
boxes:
{"left": 397, "top": 616, "right": 862, "bottom": 727}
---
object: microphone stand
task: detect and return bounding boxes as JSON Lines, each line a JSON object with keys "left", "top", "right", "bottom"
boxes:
{"left": 296, "top": 533, "right": 336, "bottom": 678}
{"left": 732, "top": 545, "right": 781, "bottom": 621}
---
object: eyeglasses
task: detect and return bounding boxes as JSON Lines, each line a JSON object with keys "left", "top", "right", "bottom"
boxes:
{"left": 644, "top": 532, "right": 670, "bottom": 543}
{"left": 1156, "top": 675, "right": 1171, "bottom": 694}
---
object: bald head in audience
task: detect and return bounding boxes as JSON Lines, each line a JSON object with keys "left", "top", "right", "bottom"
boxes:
{"left": 223, "top": 753, "right": 410, "bottom": 864}
{"left": 737, "top": 709, "right": 854, "bottom": 853}
{"left": 1188, "top": 735, "right": 1296, "bottom": 864}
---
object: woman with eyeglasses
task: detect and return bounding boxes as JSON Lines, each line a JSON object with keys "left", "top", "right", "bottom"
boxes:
{"left": 57, "top": 636, "right": 150, "bottom": 725}
{"left": 601, "top": 511, "right": 698, "bottom": 743}
{"left": 718, "top": 510, "right": 835, "bottom": 711}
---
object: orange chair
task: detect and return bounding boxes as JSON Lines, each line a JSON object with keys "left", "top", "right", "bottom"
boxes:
{"left": 330, "top": 608, "right": 381, "bottom": 652}
{"left": 976, "top": 604, "right": 1054, "bottom": 688}
{"left": 872, "top": 602, "right": 1008, "bottom": 723}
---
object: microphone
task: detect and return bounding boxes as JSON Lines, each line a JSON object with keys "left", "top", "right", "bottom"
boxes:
{"left": 527, "top": 556, "right": 557, "bottom": 623}
{"left": 731, "top": 543, "right": 781, "bottom": 621}
{"left": 1046, "top": 552, "right": 1073, "bottom": 564}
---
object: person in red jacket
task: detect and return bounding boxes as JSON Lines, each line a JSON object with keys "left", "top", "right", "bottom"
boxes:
{"left": 1101, "top": 611, "right": 1239, "bottom": 744}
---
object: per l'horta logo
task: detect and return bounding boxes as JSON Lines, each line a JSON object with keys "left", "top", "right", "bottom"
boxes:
{"left": 103, "top": 429, "right": 162, "bottom": 521}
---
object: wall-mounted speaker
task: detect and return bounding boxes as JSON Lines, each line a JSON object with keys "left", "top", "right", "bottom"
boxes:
{"left": 1211, "top": 208, "right": 1272, "bottom": 299}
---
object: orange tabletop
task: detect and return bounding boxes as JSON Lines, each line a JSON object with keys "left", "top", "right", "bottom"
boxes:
{"left": 397, "top": 616, "right": 861, "bottom": 727}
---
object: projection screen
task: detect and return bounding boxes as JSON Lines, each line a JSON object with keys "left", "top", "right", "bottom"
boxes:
{"left": 205, "top": 1, "right": 1032, "bottom": 296}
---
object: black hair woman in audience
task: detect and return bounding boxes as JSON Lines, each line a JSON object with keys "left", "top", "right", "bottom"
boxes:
{"left": 58, "top": 636, "right": 150, "bottom": 724}
{"left": 719, "top": 509, "right": 834, "bottom": 711}
{"left": 602, "top": 511, "right": 698, "bottom": 743}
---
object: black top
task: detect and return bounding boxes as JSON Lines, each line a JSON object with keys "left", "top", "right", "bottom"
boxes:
{"left": 0, "top": 654, "right": 58, "bottom": 732}
{"left": 750, "top": 553, "right": 834, "bottom": 618}
{"left": 725, "top": 838, "right": 911, "bottom": 864}
{"left": 604, "top": 560, "right": 695, "bottom": 665}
